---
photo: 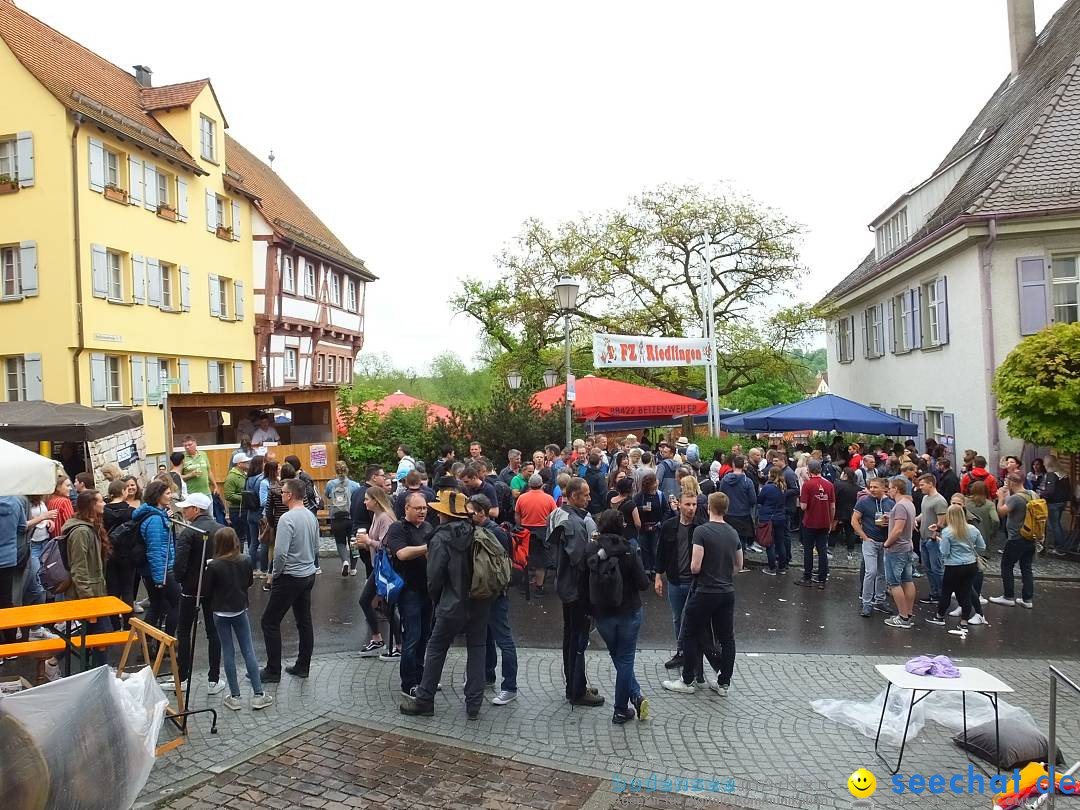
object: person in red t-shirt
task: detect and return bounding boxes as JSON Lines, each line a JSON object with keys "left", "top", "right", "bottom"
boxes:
{"left": 46, "top": 474, "right": 75, "bottom": 537}
{"left": 514, "top": 474, "right": 558, "bottom": 592}
{"left": 848, "top": 443, "right": 863, "bottom": 471}
{"left": 796, "top": 460, "right": 835, "bottom": 588}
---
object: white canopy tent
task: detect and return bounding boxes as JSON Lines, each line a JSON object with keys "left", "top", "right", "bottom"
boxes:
{"left": 0, "top": 438, "right": 59, "bottom": 496}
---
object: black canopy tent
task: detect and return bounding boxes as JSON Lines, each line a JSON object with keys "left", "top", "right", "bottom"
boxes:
{"left": 0, "top": 401, "right": 143, "bottom": 443}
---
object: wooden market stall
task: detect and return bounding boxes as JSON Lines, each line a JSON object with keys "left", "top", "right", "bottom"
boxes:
{"left": 165, "top": 389, "right": 339, "bottom": 492}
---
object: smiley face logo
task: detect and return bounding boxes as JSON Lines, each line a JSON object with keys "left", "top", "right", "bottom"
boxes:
{"left": 847, "top": 768, "right": 876, "bottom": 798}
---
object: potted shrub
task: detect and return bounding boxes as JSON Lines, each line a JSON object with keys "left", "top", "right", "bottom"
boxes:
{"left": 0, "top": 173, "right": 18, "bottom": 194}
{"left": 104, "top": 183, "right": 127, "bottom": 204}
{"left": 157, "top": 202, "right": 178, "bottom": 221}
{"left": 216, "top": 224, "right": 234, "bottom": 241}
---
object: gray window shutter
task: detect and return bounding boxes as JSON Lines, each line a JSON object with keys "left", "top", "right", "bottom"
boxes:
{"left": 130, "top": 356, "right": 145, "bottom": 405}
{"left": 179, "top": 358, "right": 191, "bottom": 393}
{"left": 208, "top": 273, "right": 220, "bottom": 316}
{"left": 233, "top": 362, "right": 244, "bottom": 393}
{"left": 88, "top": 137, "right": 104, "bottom": 191}
{"left": 911, "top": 410, "right": 926, "bottom": 452}
{"left": 176, "top": 177, "right": 188, "bottom": 221}
{"left": 886, "top": 298, "right": 896, "bottom": 353}
{"left": 942, "top": 412, "right": 955, "bottom": 440}
{"left": 890, "top": 407, "right": 899, "bottom": 417}
{"left": 861, "top": 311, "right": 869, "bottom": 359}
{"left": 832, "top": 319, "right": 841, "bottom": 362}
{"left": 143, "top": 164, "right": 158, "bottom": 211}
{"left": 146, "top": 356, "right": 161, "bottom": 404}
{"left": 147, "top": 258, "right": 161, "bottom": 306}
{"left": 180, "top": 266, "right": 191, "bottom": 311}
{"left": 909, "top": 287, "right": 922, "bottom": 349}
{"left": 16, "top": 132, "right": 34, "bottom": 187}
{"left": 128, "top": 156, "right": 142, "bottom": 205}
{"left": 23, "top": 353, "right": 43, "bottom": 401}
{"left": 935, "top": 277, "right": 949, "bottom": 345}
{"left": 19, "top": 241, "right": 38, "bottom": 297}
{"left": 231, "top": 201, "right": 241, "bottom": 238}
{"left": 131, "top": 254, "right": 146, "bottom": 304}
{"left": 91, "top": 243, "right": 108, "bottom": 298}
{"left": 205, "top": 190, "right": 216, "bottom": 231}
{"left": 847, "top": 316, "right": 856, "bottom": 360}
{"left": 208, "top": 360, "right": 219, "bottom": 393}
{"left": 234, "top": 280, "right": 244, "bottom": 320}
{"left": 875, "top": 302, "right": 885, "bottom": 356}
{"left": 90, "top": 353, "right": 107, "bottom": 405}
{"left": 1017, "top": 257, "right": 1049, "bottom": 335}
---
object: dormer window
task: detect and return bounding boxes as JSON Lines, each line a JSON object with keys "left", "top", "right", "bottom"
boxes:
{"left": 200, "top": 115, "right": 217, "bottom": 162}
{"left": 875, "top": 208, "right": 909, "bottom": 259}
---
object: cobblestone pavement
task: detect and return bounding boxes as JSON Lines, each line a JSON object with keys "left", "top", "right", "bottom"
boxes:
{"left": 140, "top": 648, "right": 1080, "bottom": 810}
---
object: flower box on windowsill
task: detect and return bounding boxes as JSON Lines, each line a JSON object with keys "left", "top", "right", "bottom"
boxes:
{"left": 0, "top": 177, "right": 19, "bottom": 195}
{"left": 104, "top": 185, "right": 128, "bottom": 204}
{"left": 216, "top": 225, "right": 234, "bottom": 241}
{"left": 157, "top": 204, "right": 178, "bottom": 222}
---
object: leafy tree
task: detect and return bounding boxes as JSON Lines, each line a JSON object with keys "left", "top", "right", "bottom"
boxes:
{"left": 351, "top": 351, "right": 491, "bottom": 409}
{"left": 722, "top": 379, "right": 804, "bottom": 413}
{"left": 994, "top": 323, "right": 1080, "bottom": 453}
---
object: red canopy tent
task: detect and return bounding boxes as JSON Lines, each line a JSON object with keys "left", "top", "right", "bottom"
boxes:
{"left": 336, "top": 391, "right": 452, "bottom": 434}
{"left": 533, "top": 375, "right": 707, "bottom": 423}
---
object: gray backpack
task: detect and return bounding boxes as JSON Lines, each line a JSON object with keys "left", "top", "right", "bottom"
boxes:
{"left": 40, "top": 525, "right": 76, "bottom": 593}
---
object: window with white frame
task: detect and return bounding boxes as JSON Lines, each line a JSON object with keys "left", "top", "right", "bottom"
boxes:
{"left": 106, "top": 250, "right": 123, "bottom": 301}
{"left": 922, "top": 280, "right": 940, "bottom": 345}
{"left": 303, "top": 261, "right": 315, "bottom": 298}
{"left": 337, "top": 356, "right": 345, "bottom": 381}
{"left": 216, "top": 361, "right": 228, "bottom": 394}
{"left": 284, "top": 348, "right": 298, "bottom": 380}
{"left": 870, "top": 403, "right": 882, "bottom": 411}
{"left": 215, "top": 196, "right": 226, "bottom": 230}
{"left": 0, "top": 139, "right": 14, "bottom": 179}
{"left": 5, "top": 357, "right": 25, "bottom": 402}
{"left": 200, "top": 115, "right": 217, "bottom": 162}
{"left": 875, "top": 208, "right": 909, "bottom": 259}
{"left": 1052, "top": 255, "right": 1079, "bottom": 324}
{"left": 316, "top": 354, "right": 324, "bottom": 382}
{"left": 836, "top": 317, "right": 854, "bottom": 363}
{"left": 217, "top": 276, "right": 229, "bottom": 318}
{"left": 156, "top": 170, "right": 169, "bottom": 208}
{"left": 104, "top": 147, "right": 120, "bottom": 188}
{"left": 283, "top": 256, "right": 296, "bottom": 293}
{"left": 925, "top": 408, "right": 943, "bottom": 437}
{"left": 864, "top": 304, "right": 883, "bottom": 357}
{"left": 892, "top": 292, "right": 915, "bottom": 352}
{"left": 2, "top": 246, "right": 21, "bottom": 299}
{"left": 897, "top": 406, "right": 912, "bottom": 422}
{"left": 328, "top": 270, "right": 340, "bottom": 305}
{"left": 325, "top": 354, "right": 334, "bottom": 383}
{"left": 105, "top": 355, "right": 122, "bottom": 403}
{"left": 160, "top": 261, "right": 174, "bottom": 309}
{"left": 346, "top": 278, "right": 357, "bottom": 311}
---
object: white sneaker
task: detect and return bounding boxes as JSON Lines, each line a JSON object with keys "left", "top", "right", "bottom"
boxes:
{"left": 251, "top": 693, "right": 274, "bottom": 710}
{"left": 158, "top": 679, "right": 176, "bottom": 691}
{"left": 207, "top": 681, "right": 226, "bottom": 696}
{"left": 132, "top": 602, "right": 145, "bottom": 614}
{"left": 704, "top": 675, "right": 718, "bottom": 692}
{"left": 948, "top": 606, "right": 962, "bottom": 617}
{"left": 223, "top": 695, "right": 243, "bottom": 711}
{"left": 661, "top": 679, "right": 695, "bottom": 694}
{"left": 979, "top": 596, "right": 988, "bottom": 605}
{"left": 710, "top": 681, "right": 729, "bottom": 696}
{"left": 349, "top": 567, "right": 359, "bottom": 576}
{"left": 969, "top": 614, "right": 988, "bottom": 625}
{"left": 1016, "top": 599, "right": 1033, "bottom": 609}
{"left": 341, "top": 562, "right": 350, "bottom": 577}
{"left": 988, "top": 596, "right": 1015, "bottom": 606}
{"left": 29, "top": 627, "right": 59, "bottom": 640}
{"left": 749, "top": 543, "right": 766, "bottom": 554}
{"left": 491, "top": 690, "right": 517, "bottom": 705}
{"left": 44, "top": 659, "right": 61, "bottom": 681}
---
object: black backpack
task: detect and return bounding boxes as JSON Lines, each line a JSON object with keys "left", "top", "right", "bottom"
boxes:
{"left": 109, "top": 514, "right": 149, "bottom": 568}
{"left": 241, "top": 473, "right": 262, "bottom": 512}
{"left": 493, "top": 479, "right": 513, "bottom": 520}
{"left": 587, "top": 545, "right": 624, "bottom": 608}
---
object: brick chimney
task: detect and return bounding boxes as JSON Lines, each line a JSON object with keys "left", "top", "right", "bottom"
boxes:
{"left": 1007, "top": 0, "right": 1036, "bottom": 79}
{"left": 133, "top": 65, "right": 153, "bottom": 88}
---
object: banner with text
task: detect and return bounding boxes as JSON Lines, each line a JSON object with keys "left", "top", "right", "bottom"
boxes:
{"left": 593, "top": 333, "right": 712, "bottom": 368}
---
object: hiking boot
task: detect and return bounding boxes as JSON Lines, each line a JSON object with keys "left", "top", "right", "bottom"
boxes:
{"left": 285, "top": 665, "right": 309, "bottom": 678}
{"left": 259, "top": 668, "right": 280, "bottom": 684}
{"left": 570, "top": 691, "right": 605, "bottom": 707}
{"left": 663, "top": 654, "right": 683, "bottom": 669}
{"left": 612, "top": 707, "right": 635, "bottom": 724}
{"left": 399, "top": 696, "right": 434, "bottom": 716}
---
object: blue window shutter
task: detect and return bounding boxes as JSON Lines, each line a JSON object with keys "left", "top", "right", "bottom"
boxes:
{"left": 90, "top": 353, "right": 107, "bottom": 405}
{"left": 146, "top": 356, "right": 161, "bottom": 404}
{"left": 176, "top": 177, "right": 188, "bottom": 221}
{"left": 861, "top": 311, "right": 869, "bottom": 359}
{"left": 19, "top": 241, "right": 38, "bottom": 297}
{"left": 847, "top": 316, "right": 856, "bottom": 360}
{"left": 1017, "top": 257, "right": 1049, "bottom": 335}
{"left": 146, "top": 258, "right": 161, "bottom": 306}
{"left": 130, "top": 356, "right": 145, "bottom": 405}
{"left": 88, "top": 137, "right": 104, "bottom": 191}
{"left": 23, "top": 353, "right": 43, "bottom": 401}
{"left": 16, "top": 132, "right": 34, "bottom": 187}
{"left": 91, "top": 243, "right": 108, "bottom": 298}
{"left": 911, "top": 410, "right": 926, "bottom": 452}
{"left": 910, "top": 288, "right": 923, "bottom": 349}
{"left": 131, "top": 255, "right": 145, "bottom": 304}
{"left": 179, "top": 358, "right": 191, "bottom": 393}
{"left": 942, "top": 412, "right": 955, "bottom": 440}
{"left": 833, "top": 320, "right": 841, "bottom": 362}
{"left": 231, "top": 201, "right": 241, "bottom": 238}
{"left": 180, "top": 266, "right": 191, "bottom": 312}
{"left": 208, "top": 361, "right": 219, "bottom": 393}
{"left": 143, "top": 164, "right": 158, "bottom": 211}
{"left": 876, "top": 302, "right": 885, "bottom": 356}
{"left": 128, "top": 156, "right": 143, "bottom": 205}
{"left": 208, "top": 273, "right": 220, "bottom": 316}
{"left": 205, "top": 190, "right": 216, "bottom": 232}
{"left": 234, "top": 280, "right": 244, "bottom": 320}
{"left": 886, "top": 298, "right": 895, "bottom": 353}
{"left": 233, "top": 362, "right": 244, "bottom": 393}
{"left": 936, "top": 277, "right": 949, "bottom": 345}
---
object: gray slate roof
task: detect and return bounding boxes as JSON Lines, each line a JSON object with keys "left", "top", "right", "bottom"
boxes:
{"left": 825, "top": 0, "right": 1080, "bottom": 302}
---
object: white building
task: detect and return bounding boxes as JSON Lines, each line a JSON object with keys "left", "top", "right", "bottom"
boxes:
{"left": 823, "top": 0, "right": 1080, "bottom": 458}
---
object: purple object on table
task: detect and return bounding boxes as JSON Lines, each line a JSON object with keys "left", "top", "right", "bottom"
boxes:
{"left": 905, "top": 655, "right": 960, "bottom": 678}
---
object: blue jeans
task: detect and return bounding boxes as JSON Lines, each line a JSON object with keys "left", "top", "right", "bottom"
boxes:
{"left": 398, "top": 588, "right": 432, "bottom": 693}
{"left": 665, "top": 580, "right": 691, "bottom": 650}
{"left": 485, "top": 593, "right": 518, "bottom": 692}
{"left": 765, "top": 518, "right": 790, "bottom": 570}
{"left": 245, "top": 513, "right": 262, "bottom": 571}
{"left": 595, "top": 607, "right": 643, "bottom": 712}
{"left": 229, "top": 508, "right": 248, "bottom": 556}
{"left": 22, "top": 542, "right": 45, "bottom": 604}
{"left": 637, "top": 527, "right": 658, "bottom": 574}
{"left": 801, "top": 526, "right": 829, "bottom": 581}
{"left": 919, "top": 538, "right": 944, "bottom": 599}
{"left": 1047, "top": 502, "right": 1066, "bottom": 550}
{"left": 214, "top": 610, "right": 263, "bottom": 696}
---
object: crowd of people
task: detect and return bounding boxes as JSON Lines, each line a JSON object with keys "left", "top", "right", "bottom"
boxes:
{"left": 0, "top": 429, "right": 1073, "bottom": 727}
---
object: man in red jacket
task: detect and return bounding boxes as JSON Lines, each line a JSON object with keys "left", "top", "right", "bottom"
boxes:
{"left": 960, "top": 455, "right": 999, "bottom": 499}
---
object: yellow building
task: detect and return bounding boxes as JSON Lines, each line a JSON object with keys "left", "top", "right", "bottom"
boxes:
{"left": 0, "top": 3, "right": 260, "bottom": 456}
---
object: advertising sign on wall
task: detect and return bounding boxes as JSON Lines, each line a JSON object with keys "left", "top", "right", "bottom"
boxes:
{"left": 593, "top": 333, "right": 712, "bottom": 368}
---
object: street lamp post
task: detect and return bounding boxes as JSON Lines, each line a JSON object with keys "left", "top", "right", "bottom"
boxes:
{"left": 507, "top": 370, "right": 523, "bottom": 390}
{"left": 554, "top": 277, "right": 580, "bottom": 449}
{"left": 542, "top": 368, "right": 558, "bottom": 388}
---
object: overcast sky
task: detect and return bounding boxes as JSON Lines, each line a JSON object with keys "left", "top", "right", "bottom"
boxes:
{"left": 22, "top": 0, "right": 1064, "bottom": 371}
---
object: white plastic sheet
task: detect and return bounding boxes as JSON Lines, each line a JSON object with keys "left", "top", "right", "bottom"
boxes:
{"left": 812, "top": 687, "right": 1034, "bottom": 747}
{"left": 0, "top": 666, "right": 167, "bottom": 810}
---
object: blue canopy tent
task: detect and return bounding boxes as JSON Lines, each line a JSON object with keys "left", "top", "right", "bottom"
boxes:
{"left": 720, "top": 394, "right": 919, "bottom": 436}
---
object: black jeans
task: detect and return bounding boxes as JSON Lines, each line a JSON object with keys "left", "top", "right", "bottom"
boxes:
{"left": 106, "top": 558, "right": 137, "bottom": 627}
{"left": 143, "top": 572, "right": 180, "bottom": 637}
{"left": 260, "top": 573, "right": 316, "bottom": 675}
{"left": 397, "top": 588, "right": 432, "bottom": 694}
{"left": 331, "top": 515, "right": 357, "bottom": 568}
{"left": 680, "top": 589, "right": 736, "bottom": 687}
{"left": 561, "top": 600, "right": 591, "bottom": 701}
{"left": 1001, "top": 537, "right": 1036, "bottom": 601}
{"left": 359, "top": 571, "right": 401, "bottom": 647}
{"left": 937, "top": 562, "right": 978, "bottom": 620}
{"left": 177, "top": 594, "right": 221, "bottom": 683}
{"left": 414, "top": 599, "right": 491, "bottom": 712}
{"left": 831, "top": 521, "right": 857, "bottom": 552}
{"left": 802, "top": 526, "right": 830, "bottom": 581}
{"left": 0, "top": 566, "right": 18, "bottom": 644}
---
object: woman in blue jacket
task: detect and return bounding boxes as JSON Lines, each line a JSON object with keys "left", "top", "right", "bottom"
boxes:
{"left": 134, "top": 480, "right": 178, "bottom": 636}
{"left": 758, "top": 467, "right": 789, "bottom": 574}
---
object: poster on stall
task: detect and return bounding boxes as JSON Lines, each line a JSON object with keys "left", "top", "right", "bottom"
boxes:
{"left": 309, "top": 444, "right": 328, "bottom": 468}
{"left": 593, "top": 333, "right": 712, "bottom": 368}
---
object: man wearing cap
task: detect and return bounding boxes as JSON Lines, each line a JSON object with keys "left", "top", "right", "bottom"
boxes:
{"left": 515, "top": 473, "right": 558, "bottom": 593}
{"left": 223, "top": 452, "right": 250, "bottom": 544}
{"left": 173, "top": 492, "right": 225, "bottom": 692}
{"left": 400, "top": 488, "right": 491, "bottom": 720}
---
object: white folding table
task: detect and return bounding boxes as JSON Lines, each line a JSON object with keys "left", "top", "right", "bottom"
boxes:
{"left": 873, "top": 664, "right": 1014, "bottom": 775}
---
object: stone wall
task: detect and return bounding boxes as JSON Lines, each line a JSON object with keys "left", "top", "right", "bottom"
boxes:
{"left": 88, "top": 425, "right": 150, "bottom": 489}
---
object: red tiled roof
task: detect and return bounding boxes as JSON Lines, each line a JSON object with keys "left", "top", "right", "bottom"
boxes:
{"left": 225, "top": 135, "right": 372, "bottom": 277}
{"left": 140, "top": 79, "right": 209, "bottom": 111}
{"left": 0, "top": 1, "right": 202, "bottom": 173}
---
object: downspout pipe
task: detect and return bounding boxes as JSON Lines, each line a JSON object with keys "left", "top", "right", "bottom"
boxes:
{"left": 978, "top": 218, "right": 1000, "bottom": 457}
{"left": 70, "top": 113, "right": 85, "bottom": 403}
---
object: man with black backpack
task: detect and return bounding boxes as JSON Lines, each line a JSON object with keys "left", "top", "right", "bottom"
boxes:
{"left": 173, "top": 493, "right": 225, "bottom": 693}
